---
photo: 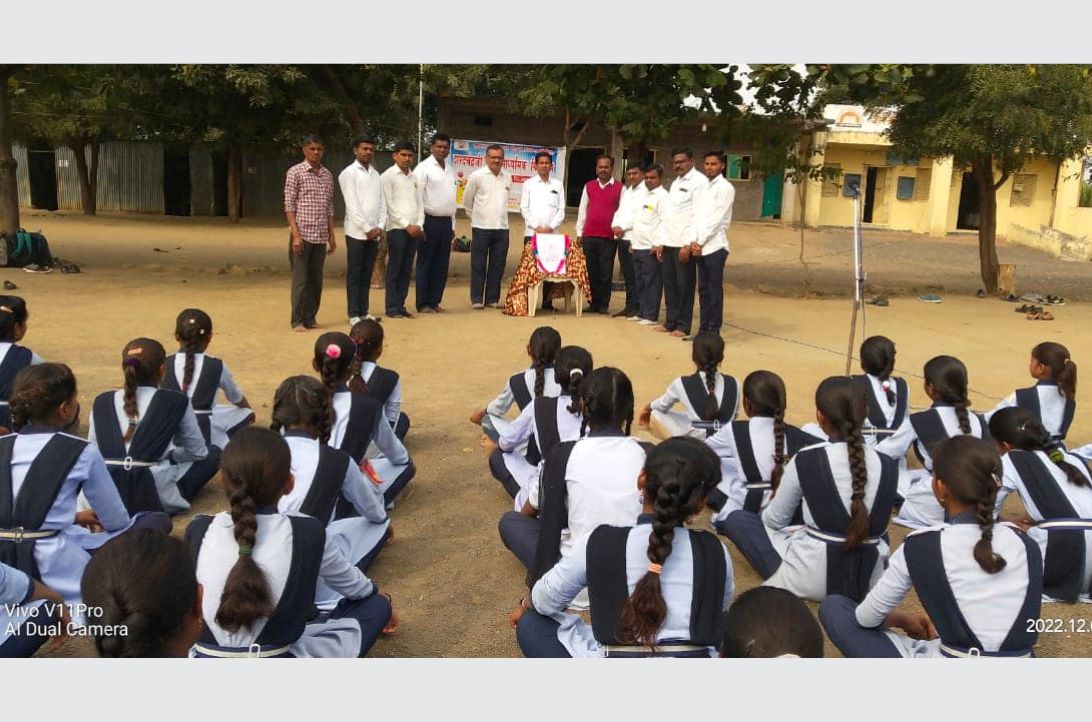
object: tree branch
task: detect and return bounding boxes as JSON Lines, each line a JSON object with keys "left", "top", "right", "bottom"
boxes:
{"left": 319, "top": 65, "right": 366, "bottom": 134}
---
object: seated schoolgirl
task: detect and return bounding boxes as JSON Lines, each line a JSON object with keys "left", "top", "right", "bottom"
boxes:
{"left": 719, "top": 586, "right": 824, "bottom": 658}
{"left": 313, "top": 333, "right": 413, "bottom": 507}
{"left": 185, "top": 427, "right": 396, "bottom": 658}
{"left": 489, "top": 345, "right": 592, "bottom": 509}
{"left": 990, "top": 407, "right": 1092, "bottom": 602}
{"left": 638, "top": 332, "right": 740, "bottom": 440}
{"left": 89, "top": 338, "right": 218, "bottom": 514}
{"left": 721, "top": 376, "right": 899, "bottom": 603}
{"left": 0, "top": 561, "right": 66, "bottom": 658}
{"left": 510, "top": 437, "right": 732, "bottom": 658}
{"left": 820, "top": 436, "right": 1043, "bottom": 658}
{"left": 161, "top": 308, "right": 255, "bottom": 450}
{"left": 0, "top": 295, "right": 42, "bottom": 434}
{"left": 81, "top": 529, "right": 204, "bottom": 657}
{"left": 987, "top": 342, "right": 1077, "bottom": 447}
{"left": 853, "top": 335, "right": 910, "bottom": 444}
{"left": 704, "top": 370, "right": 821, "bottom": 525}
{"left": 876, "top": 355, "right": 990, "bottom": 529}
{"left": 349, "top": 318, "right": 409, "bottom": 440}
{"left": 470, "top": 326, "right": 562, "bottom": 442}
{"left": 2, "top": 363, "right": 170, "bottom": 619}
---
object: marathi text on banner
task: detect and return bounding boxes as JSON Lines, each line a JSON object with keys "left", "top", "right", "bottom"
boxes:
{"left": 452, "top": 139, "right": 568, "bottom": 212}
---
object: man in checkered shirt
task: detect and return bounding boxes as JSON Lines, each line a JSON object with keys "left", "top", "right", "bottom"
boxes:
{"left": 284, "top": 134, "right": 337, "bottom": 331}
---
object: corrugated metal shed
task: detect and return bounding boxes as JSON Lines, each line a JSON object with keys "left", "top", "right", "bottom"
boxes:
{"left": 189, "top": 147, "right": 216, "bottom": 217}
{"left": 92, "top": 142, "right": 164, "bottom": 214}
{"left": 12, "top": 144, "right": 30, "bottom": 207}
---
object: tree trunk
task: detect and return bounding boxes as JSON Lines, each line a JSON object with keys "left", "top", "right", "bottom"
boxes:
{"left": 0, "top": 68, "right": 19, "bottom": 258}
{"left": 627, "top": 139, "right": 649, "bottom": 165}
{"left": 227, "top": 144, "right": 242, "bottom": 222}
{"left": 971, "top": 157, "right": 1000, "bottom": 294}
{"left": 70, "top": 135, "right": 99, "bottom": 216}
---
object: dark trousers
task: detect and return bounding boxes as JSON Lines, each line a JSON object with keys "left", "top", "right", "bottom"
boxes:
{"left": 346, "top": 235, "right": 380, "bottom": 318}
{"left": 583, "top": 236, "right": 617, "bottom": 312}
{"left": 328, "top": 592, "right": 392, "bottom": 657}
{"left": 498, "top": 511, "right": 541, "bottom": 570}
{"left": 289, "top": 238, "right": 327, "bottom": 328}
{"left": 355, "top": 526, "right": 393, "bottom": 574}
{"left": 383, "top": 462, "right": 416, "bottom": 506}
{"left": 385, "top": 229, "right": 419, "bottom": 315}
{"left": 417, "top": 215, "right": 453, "bottom": 310}
{"left": 516, "top": 609, "right": 572, "bottom": 658}
{"left": 177, "top": 446, "right": 222, "bottom": 503}
{"left": 819, "top": 595, "right": 902, "bottom": 658}
{"left": 661, "top": 245, "right": 696, "bottom": 334}
{"left": 471, "top": 228, "right": 510, "bottom": 305}
{"left": 697, "top": 248, "right": 728, "bottom": 334}
{"left": 392, "top": 412, "right": 410, "bottom": 441}
{"left": 489, "top": 448, "right": 519, "bottom": 498}
{"left": 632, "top": 249, "right": 662, "bottom": 322}
{"left": 716, "top": 510, "right": 782, "bottom": 579}
{"left": 617, "top": 239, "right": 637, "bottom": 312}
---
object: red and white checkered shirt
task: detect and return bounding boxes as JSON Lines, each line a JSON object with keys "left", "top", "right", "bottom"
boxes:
{"left": 284, "top": 160, "right": 335, "bottom": 244}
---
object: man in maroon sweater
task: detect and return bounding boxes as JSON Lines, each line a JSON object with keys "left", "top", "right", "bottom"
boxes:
{"left": 574, "top": 155, "right": 624, "bottom": 314}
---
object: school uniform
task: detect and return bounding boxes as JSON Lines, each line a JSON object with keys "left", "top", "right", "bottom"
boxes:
{"left": 280, "top": 431, "right": 391, "bottom": 607}
{"left": 705, "top": 417, "right": 822, "bottom": 520}
{"left": 517, "top": 514, "right": 733, "bottom": 658}
{"left": 0, "top": 427, "right": 167, "bottom": 619}
{"left": 89, "top": 386, "right": 217, "bottom": 515}
{"left": 609, "top": 182, "right": 649, "bottom": 316}
{"left": 481, "top": 366, "right": 562, "bottom": 442}
{"left": 359, "top": 361, "right": 409, "bottom": 440}
{"left": 853, "top": 373, "right": 910, "bottom": 445}
{"left": 987, "top": 380, "right": 1075, "bottom": 446}
{"left": 0, "top": 560, "right": 58, "bottom": 658}
{"left": 996, "top": 449, "right": 1092, "bottom": 602}
{"left": 162, "top": 352, "right": 252, "bottom": 450}
{"left": 186, "top": 509, "right": 391, "bottom": 658}
{"left": 661, "top": 167, "right": 709, "bottom": 335}
{"left": 630, "top": 185, "right": 668, "bottom": 323}
{"left": 648, "top": 370, "right": 740, "bottom": 439}
{"left": 330, "top": 387, "right": 413, "bottom": 506}
{"left": 720, "top": 440, "right": 899, "bottom": 602}
{"left": 491, "top": 394, "right": 583, "bottom": 510}
{"left": 499, "top": 431, "right": 647, "bottom": 610}
{"left": 876, "top": 403, "right": 990, "bottom": 529}
{"left": 820, "top": 513, "right": 1042, "bottom": 657}
{"left": 0, "top": 342, "right": 43, "bottom": 430}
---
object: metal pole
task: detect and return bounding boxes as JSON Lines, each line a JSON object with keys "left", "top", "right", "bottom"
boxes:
{"left": 845, "top": 193, "right": 861, "bottom": 376}
{"left": 417, "top": 64, "right": 424, "bottom": 161}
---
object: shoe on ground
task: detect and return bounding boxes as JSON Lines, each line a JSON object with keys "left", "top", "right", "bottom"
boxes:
{"left": 23, "top": 264, "right": 51, "bottom": 274}
{"left": 364, "top": 314, "right": 381, "bottom": 322}
{"left": 417, "top": 307, "right": 435, "bottom": 313}
{"left": 669, "top": 330, "right": 688, "bottom": 338}
{"left": 612, "top": 309, "right": 630, "bottom": 318}
{"left": 627, "top": 315, "right": 641, "bottom": 321}
{"left": 1020, "top": 293, "right": 1045, "bottom": 303}
{"left": 349, "top": 316, "right": 362, "bottom": 327}
{"left": 918, "top": 294, "right": 942, "bottom": 303}
{"left": 975, "top": 289, "right": 987, "bottom": 298}
{"left": 292, "top": 325, "right": 308, "bottom": 333}
{"left": 432, "top": 305, "right": 446, "bottom": 313}
{"left": 485, "top": 302, "right": 500, "bottom": 309}
{"left": 638, "top": 319, "right": 656, "bottom": 326}
{"left": 1045, "top": 295, "right": 1065, "bottom": 306}
{"left": 1001, "top": 294, "right": 1019, "bottom": 302}
{"left": 399, "top": 310, "right": 414, "bottom": 318}
{"left": 2, "top": 280, "right": 17, "bottom": 290}
{"left": 472, "top": 303, "right": 485, "bottom": 310}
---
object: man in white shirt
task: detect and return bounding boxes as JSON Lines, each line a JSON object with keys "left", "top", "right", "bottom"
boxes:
{"left": 413, "top": 133, "right": 457, "bottom": 313}
{"left": 692, "top": 150, "right": 735, "bottom": 335}
{"left": 338, "top": 134, "right": 386, "bottom": 325}
{"left": 633, "top": 164, "right": 669, "bottom": 326}
{"left": 380, "top": 141, "right": 424, "bottom": 319}
{"left": 659, "top": 147, "right": 709, "bottom": 339}
{"left": 519, "top": 151, "right": 566, "bottom": 311}
{"left": 462, "top": 144, "right": 512, "bottom": 309}
{"left": 610, "top": 163, "right": 648, "bottom": 319}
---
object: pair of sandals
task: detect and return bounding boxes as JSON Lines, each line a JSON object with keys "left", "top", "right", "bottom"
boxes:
{"left": 1019, "top": 305, "right": 1055, "bottom": 321}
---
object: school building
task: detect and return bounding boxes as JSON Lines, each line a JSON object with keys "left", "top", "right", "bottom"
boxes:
{"left": 786, "top": 104, "right": 1092, "bottom": 260}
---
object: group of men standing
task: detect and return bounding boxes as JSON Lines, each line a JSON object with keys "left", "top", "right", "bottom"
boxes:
{"left": 284, "top": 134, "right": 734, "bottom": 338}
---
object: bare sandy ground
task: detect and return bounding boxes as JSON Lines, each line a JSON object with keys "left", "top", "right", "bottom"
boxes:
{"left": 15, "top": 209, "right": 1092, "bottom": 657}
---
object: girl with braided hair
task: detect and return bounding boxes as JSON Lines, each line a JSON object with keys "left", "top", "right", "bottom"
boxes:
{"left": 470, "top": 326, "right": 562, "bottom": 442}
{"left": 854, "top": 335, "right": 910, "bottom": 445}
{"left": 990, "top": 407, "right": 1092, "bottom": 602}
{"left": 877, "top": 355, "right": 991, "bottom": 529}
{"left": 637, "top": 332, "right": 740, "bottom": 440}
{"left": 161, "top": 308, "right": 254, "bottom": 451}
{"left": 821, "top": 435, "right": 1043, "bottom": 658}
{"left": 185, "top": 427, "right": 396, "bottom": 657}
{"left": 271, "top": 375, "right": 391, "bottom": 606}
{"left": 489, "top": 345, "right": 592, "bottom": 509}
{"left": 987, "top": 341, "right": 1078, "bottom": 447}
{"left": 312, "top": 332, "right": 413, "bottom": 508}
{"left": 722, "top": 376, "right": 899, "bottom": 602}
{"left": 349, "top": 317, "right": 409, "bottom": 440}
{"left": 0, "top": 295, "right": 43, "bottom": 434}
{"left": 89, "top": 338, "right": 217, "bottom": 515}
{"left": 509, "top": 437, "right": 733, "bottom": 657}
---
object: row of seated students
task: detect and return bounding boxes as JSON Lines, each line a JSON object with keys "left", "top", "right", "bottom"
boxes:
{"left": 0, "top": 298, "right": 415, "bottom": 657}
{"left": 476, "top": 326, "right": 1088, "bottom": 657}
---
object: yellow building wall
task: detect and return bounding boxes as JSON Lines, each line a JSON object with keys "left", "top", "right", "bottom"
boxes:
{"left": 1053, "top": 156, "right": 1092, "bottom": 240}
{"left": 994, "top": 158, "right": 1057, "bottom": 237}
{"left": 817, "top": 145, "right": 932, "bottom": 231}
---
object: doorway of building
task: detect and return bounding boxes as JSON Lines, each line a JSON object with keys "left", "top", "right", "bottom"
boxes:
{"left": 163, "top": 150, "right": 192, "bottom": 216}
{"left": 566, "top": 147, "right": 606, "bottom": 206}
{"left": 956, "top": 171, "right": 980, "bottom": 230}
{"left": 212, "top": 152, "right": 229, "bottom": 217}
{"left": 862, "top": 166, "right": 889, "bottom": 224}
{"left": 762, "top": 172, "right": 783, "bottom": 218}
{"left": 26, "top": 144, "right": 59, "bottom": 211}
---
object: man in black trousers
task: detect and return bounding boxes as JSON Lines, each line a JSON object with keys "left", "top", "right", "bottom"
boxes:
{"left": 657, "top": 148, "right": 709, "bottom": 339}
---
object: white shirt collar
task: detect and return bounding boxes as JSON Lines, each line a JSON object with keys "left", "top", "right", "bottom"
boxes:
{"left": 354, "top": 160, "right": 373, "bottom": 172}
{"left": 595, "top": 177, "right": 616, "bottom": 189}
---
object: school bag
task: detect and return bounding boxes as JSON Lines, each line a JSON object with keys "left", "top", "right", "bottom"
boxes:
{"left": 3, "top": 229, "right": 53, "bottom": 268}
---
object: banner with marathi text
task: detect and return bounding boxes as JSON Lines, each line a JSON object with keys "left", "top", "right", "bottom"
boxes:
{"left": 452, "top": 139, "right": 567, "bottom": 212}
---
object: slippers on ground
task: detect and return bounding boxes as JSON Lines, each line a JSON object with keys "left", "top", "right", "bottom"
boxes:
{"left": 1001, "top": 294, "right": 1019, "bottom": 302}
{"left": 1020, "top": 293, "right": 1045, "bottom": 303}
{"left": 1026, "top": 309, "right": 1055, "bottom": 321}
{"left": 975, "top": 289, "right": 987, "bottom": 298}
{"left": 866, "top": 297, "right": 889, "bottom": 307}
{"left": 1015, "top": 304, "right": 1041, "bottom": 313}
{"left": 1045, "top": 295, "right": 1066, "bottom": 306}
{"left": 918, "top": 294, "right": 942, "bottom": 303}
{"left": 2, "top": 280, "right": 16, "bottom": 290}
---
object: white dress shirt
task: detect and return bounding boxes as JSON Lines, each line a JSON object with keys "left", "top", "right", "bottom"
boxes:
{"left": 696, "top": 174, "right": 735, "bottom": 254}
{"left": 574, "top": 178, "right": 617, "bottom": 237}
{"left": 610, "top": 182, "right": 649, "bottom": 239}
{"left": 463, "top": 167, "right": 512, "bottom": 229}
{"left": 631, "top": 186, "right": 669, "bottom": 251}
{"left": 414, "top": 154, "right": 458, "bottom": 229}
{"left": 380, "top": 165, "right": 423, "bottom": 232}
{"left": 664, "top": 167, "right": 709, "bottom": 247}
{"left": 338, "top": 161, "right": 386, "bottom": 239}
{"left": 520, "top": 174, "right": 566, "bottom": 233}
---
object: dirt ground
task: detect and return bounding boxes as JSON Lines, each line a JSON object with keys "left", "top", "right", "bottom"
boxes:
{"left": 16, "top": 208, "right": 1092, "bottom": 658}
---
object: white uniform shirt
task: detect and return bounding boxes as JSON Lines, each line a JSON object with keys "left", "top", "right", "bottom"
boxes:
{"left": 0, "top": 342, "right": 44, "bottom": 368}
{"left": 574, "top": 178, "right": 618, "bottom": 237}
{"left": 987, "top": 383, "right": 1071, "bottom": 439}
{"left": 706, "top": 416, "right": 783, "bottom": 520}
{"left": 330, "top": 391, "right": 409, "bottom": 464}
{"left": 360, "top": 361, "right": 403, "bottom": 425}
{"left": 462, "top": 167, "right": 512, "bottom": 229}
{"left": 696, "top": 174, "right": 734, "bottom": 254}
{"left": 380, "top": 165, "right": 423, "bottom": 231}
{"left": 520, "top": 175, "right": 566, "bottom": 233}
{"left": 610, "top": 182, "right": 649, "bottom": 240}
{"left": 876, "top": 405, "right": 988, "bottom": 472}
{"left": 631, "top": 186, "right": 669, "bottom": 251}
{"left": 170, "top": 352, "right": 245, "bottom": 405}
{"left": 279, "top": 435, "right": 388, "bottom": 525}
{"left": 414, "top": 154, "right": 458, "bottom": 229}
{"left": 485, "top": 367, "right": 562, "bottom": 418}
{"left": 649, "top": 371, "right": 734, "bottom": 419}
{"left": 338, "top": 161, "right": 386, "bottom": 239}
{"left": 664, "top": 167, "right": 709, "bottom": 247}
